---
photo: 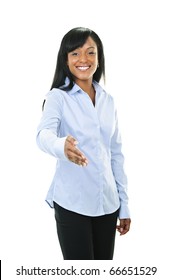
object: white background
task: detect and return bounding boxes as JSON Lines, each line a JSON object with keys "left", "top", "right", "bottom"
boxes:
{"left": 0, "top": 0, "right": 171, "bottom": 279}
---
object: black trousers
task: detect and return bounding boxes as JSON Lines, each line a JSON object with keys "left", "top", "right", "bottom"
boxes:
{"left": 54, "top": 202, "right": 119, "bottom": 260}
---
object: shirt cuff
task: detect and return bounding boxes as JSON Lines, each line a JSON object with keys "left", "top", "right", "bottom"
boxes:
{"left": 37, "top": 129, "right": 67, "bottom": 160}
{"left": 118, "top": 202, "right": 131, "bottom": 219}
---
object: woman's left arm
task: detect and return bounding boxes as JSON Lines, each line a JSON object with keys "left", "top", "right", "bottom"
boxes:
{"left": 110, "top": 109, "right": 131, "bottom": 234}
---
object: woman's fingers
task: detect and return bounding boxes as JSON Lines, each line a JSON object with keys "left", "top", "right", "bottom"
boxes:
{"left": 116, "top": 218, "right": 131, "bottom": 235}
{"left": 67, "top": 150, "right": 88, "bottom": 166}
{"left": 64, "top": 135, "right": 88, "bottom": 166}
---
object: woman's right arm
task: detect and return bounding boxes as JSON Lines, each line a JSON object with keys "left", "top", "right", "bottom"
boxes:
{"left": 36, "top": 91, "right": 88, "bottom": 166}
{"left": 36, "top": 90, "right": 67, "bottom": 159}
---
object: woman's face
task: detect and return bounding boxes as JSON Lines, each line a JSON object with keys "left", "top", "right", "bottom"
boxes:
{"left": 67, "top": 36, "right": 98, "bottom": 84}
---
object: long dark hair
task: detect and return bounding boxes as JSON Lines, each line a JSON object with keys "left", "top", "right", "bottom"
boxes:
{"left": 50, "top": 27, "right": 105, "bottom": 91}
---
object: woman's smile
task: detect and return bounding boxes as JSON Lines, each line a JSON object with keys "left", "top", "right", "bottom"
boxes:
{"left": 76, "top": 66, "right": 90, "bottom": 71}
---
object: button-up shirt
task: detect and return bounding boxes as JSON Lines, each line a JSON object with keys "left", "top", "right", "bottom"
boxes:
{"left": 36, "top": 79, "right": 130, "bottom": 218}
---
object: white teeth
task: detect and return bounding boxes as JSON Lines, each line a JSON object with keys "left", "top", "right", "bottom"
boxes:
{"left": 77, "top": 66, "right": 89, "bottom": 71}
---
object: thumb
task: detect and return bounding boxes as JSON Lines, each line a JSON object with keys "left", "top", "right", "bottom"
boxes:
{"left": 66, "top": 135, "right": 79, "bottom": 145}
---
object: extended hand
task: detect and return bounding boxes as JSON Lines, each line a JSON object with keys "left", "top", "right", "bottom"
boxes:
{"left": 64, "top": 135, "right": 88, "bottom": 167}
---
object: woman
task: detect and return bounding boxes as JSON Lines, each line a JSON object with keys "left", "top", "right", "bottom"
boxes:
{"left": 36, "top": 27, "right": 131, "bottom": 260}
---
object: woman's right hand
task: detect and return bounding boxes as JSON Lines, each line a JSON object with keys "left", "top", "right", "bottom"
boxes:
{"left": 64, "top": 135, "right": 88, "bottom": 167}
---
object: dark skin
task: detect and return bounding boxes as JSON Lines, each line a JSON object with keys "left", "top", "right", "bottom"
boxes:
{"left": 64, "top": 135, "right": 88, "bottom": 166}
{"left": 64, "top": 135, "right": 131, "bottom": 235}
{"left": 116, "top": 218, "right": 131, "bottom": 235}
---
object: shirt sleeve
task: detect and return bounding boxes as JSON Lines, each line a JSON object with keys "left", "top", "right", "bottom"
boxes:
{"left": 111, "top": 108, "right": 130, "bottom": 219}
{"left": 36, "top": 90, "right": 67, "bottom": 160}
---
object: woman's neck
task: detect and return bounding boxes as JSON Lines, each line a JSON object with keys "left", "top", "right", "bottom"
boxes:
{"left": 75, "top": 79, "right": 92, "bottom": 93}
{"left": 75, "top": 79, "right": 95, "bottom": 105}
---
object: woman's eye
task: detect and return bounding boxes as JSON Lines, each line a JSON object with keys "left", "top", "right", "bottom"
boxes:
{"left": 71, "top": 52, "right": 79, "bottom": 56}
{"left": 88, "top": 51, "right": 96, "bottom": 55}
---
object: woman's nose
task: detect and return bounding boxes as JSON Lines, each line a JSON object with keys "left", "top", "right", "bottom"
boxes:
{"left": 79, "top": 53, "right": 87, "bottom": 62}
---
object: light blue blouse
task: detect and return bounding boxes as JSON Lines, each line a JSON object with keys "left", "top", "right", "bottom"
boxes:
{"left": 36, "top": 79, "right": 130, "bottom": 218}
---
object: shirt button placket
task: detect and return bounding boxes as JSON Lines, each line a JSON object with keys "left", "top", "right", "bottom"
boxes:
{"left": 95, "top": 119, "right": 104, "bottom": 214}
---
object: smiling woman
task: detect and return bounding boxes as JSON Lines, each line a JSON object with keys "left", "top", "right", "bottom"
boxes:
{"left": 36, "top": 27, "right": 131, "bottom": 260}
{"left": 67, "top": 37, "right": 98, "bottom": 82}
{"left": 67, "top": 37, "right": 98, "bottom": 105}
